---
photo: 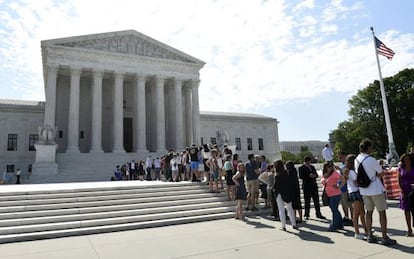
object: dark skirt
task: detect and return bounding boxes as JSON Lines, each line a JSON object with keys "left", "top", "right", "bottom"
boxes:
{"left": 225, "top": 170, "right": 235, "bottom": 185}
{"left": 235, "top": 185, "right": 247, "bottom": 200}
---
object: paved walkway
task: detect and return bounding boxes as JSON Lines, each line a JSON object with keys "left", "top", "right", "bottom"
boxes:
{"left": 0, "top": 198, "right": 413, "bottom": 259}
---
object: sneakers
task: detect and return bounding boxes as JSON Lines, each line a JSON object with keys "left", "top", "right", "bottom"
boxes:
{"left": 280, "top": 227, "right": 287, "bottom": 231}
{"left": 379, "top": 236, "right": 397, "bottom": 246}
{"left": 355, "top": 234, "right": 367, "bottom": 240}
{"left": 292, "top": 225, "right": 299, "bottom": 230}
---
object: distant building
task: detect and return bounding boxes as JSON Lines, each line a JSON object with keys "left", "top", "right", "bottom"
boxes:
{"left": 279, "top": 140, "right": 327, "bottom": 160}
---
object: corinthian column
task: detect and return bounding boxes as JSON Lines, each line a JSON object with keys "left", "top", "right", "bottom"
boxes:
{"left": 174, "top": 78, "right": 184, "bottom": 150}
{"left": 66, "top": 67, "right": 82, "bottom": 153}
{"left": 155, "top": 75, "right": 166, "bottom": 152}
{"left": 113, "top": 71, "right": 125, "bottom": 153}
{"left": 44, "top": 65, "right": 58, "bottom": 128}
{"left": 191, "top": 80, "right": 201, "bottom": 145}
{"left": 184, "top": 84, "right": 193, "bottom": 146}
{"left": 135, "top": 74, "right": 147, "bottom": 152}
{"left": 90, "top": 70, "right": 104, "bottom": 153}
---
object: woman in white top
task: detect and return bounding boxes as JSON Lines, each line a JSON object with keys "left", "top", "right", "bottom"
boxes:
{"left": 343, "top": 154, "right": 367, "bottom": 239}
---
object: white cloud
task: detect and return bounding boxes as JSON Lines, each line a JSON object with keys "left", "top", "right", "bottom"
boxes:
{"left": 0, "top": 0, "right": 413, "bottom": 117}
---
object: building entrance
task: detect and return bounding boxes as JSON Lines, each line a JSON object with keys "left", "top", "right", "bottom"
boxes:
{"left": 123, "top": 117, "right": 133, "bottom": 152}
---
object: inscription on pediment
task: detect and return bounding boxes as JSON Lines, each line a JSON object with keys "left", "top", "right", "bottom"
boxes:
{"left": 57, "top": 36, "right": 194, "bottom": 63}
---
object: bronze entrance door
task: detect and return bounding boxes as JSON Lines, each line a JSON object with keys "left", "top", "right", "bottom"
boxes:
{"left": 123, "top": 117, "right": 133, "bottom": 152}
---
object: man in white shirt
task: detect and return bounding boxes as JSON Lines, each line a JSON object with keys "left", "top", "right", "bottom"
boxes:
{"left": 321, "top": 144, "right": 333, "bottom": 162}
{"left": 354, "top": 139, "right": 396, "bottom": 246}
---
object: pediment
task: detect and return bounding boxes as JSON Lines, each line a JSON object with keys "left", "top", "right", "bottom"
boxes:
{"left": 43, "top": 30, "right": 203, "bottom": 64}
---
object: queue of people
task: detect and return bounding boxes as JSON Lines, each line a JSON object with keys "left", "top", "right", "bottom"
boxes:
{"left": 110, "top": 139, "right": 414, "bottom": 246}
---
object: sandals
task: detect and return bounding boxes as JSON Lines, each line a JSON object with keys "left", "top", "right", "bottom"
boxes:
{"left": 406, "top": 230, "right": 413, "bottom": 237}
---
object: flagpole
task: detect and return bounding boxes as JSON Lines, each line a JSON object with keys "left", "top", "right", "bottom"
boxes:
{"left": 370, "top": 27, "right": 399, "bottom": 165}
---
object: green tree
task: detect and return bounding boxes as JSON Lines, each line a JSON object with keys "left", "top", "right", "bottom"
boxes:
{"left": 281, "top": 151, "right": 299, "bottom": 164}
{"left": 297, "top": 146, "right": 315, "bottom": 163}
{"left": 332, "top": 68, "right": 414, "bottom": 158}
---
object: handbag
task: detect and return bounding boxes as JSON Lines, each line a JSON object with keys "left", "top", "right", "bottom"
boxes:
{"left": 322, "top": 187, "right": 329, "bottom": 206}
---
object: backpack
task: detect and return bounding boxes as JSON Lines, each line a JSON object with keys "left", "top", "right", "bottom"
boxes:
{"left": 356, "top": 156, "right": 372, "bottom": 188}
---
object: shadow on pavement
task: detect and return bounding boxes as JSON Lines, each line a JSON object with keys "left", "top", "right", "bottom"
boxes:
{"left": 292, "top": 228, "right": 334, "bottom": 243}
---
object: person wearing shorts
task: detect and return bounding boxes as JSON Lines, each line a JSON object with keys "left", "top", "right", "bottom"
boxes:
{"left": 245, "top": 154, "right": 260, "bottom": 211}
{"left": 355, "top": 139, "right": 396, "bottom": 246}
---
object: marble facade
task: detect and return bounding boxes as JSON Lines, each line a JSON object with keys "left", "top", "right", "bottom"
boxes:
{"left": 42, "top": 30, "right": 204, "bottom": 154}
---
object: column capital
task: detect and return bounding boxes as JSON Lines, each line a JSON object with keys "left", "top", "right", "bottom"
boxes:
{"left": 92, "top": 69, "right": 104, "bottom": 78}
{"left": 46, "top": 64, "right": 59, "bottom": 73}
{"left": 190, "top": 79, "right": 200, "bottom": 88}
{"left": 114, "top": 71, "right": 125, "bottom": 79}
{"left": 174, "top": 78, "right": 184, "bottom": 85}
{"left": 70, "top": 67, "right": 82, "bottom": 76}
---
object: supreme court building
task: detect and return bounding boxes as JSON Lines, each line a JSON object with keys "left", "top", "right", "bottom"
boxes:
{"left": 0, "top": 30, "right": 280, "bottom": 183}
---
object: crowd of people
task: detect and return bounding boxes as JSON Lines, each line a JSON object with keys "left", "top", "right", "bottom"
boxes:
{"left": 319, "top": 139, "right": 414, "bottom": 245}
{"left": 111, "top": 139, "right": 414, "bottom": 246}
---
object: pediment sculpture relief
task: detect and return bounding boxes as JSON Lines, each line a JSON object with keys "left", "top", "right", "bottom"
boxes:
{"left": 57, "top": 36, "right": 194, "bottom": 63}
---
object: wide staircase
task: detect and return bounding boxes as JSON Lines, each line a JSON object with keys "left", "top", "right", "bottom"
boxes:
{"left": 0, "top": 181, "right": 235, "bottom": 243}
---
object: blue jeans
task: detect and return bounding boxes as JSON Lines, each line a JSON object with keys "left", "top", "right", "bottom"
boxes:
{"left": 328, "top": 194, "right": 343, "bottom": 231}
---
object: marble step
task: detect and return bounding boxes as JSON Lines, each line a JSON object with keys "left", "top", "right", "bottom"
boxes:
{"left": 0, "top": 188, "right": 214, "bottom": 207}
{"left": 0, "top": 201, "right": 234, "bottom": 227}
{"left": 0, "top": 181, "right": 202, "bottom": 198}
{"left": 0, "top": 207, "right": 235, "bottom": 235}
{"left": 0, "top": 196, "right": 229, "bottom": 218}
{"left": 0, "top": 212, "right": 235, "bottom": 243}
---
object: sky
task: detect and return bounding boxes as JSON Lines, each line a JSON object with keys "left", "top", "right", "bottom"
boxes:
{"left": 0, "top": 0, "right": 413, "bottom": 142}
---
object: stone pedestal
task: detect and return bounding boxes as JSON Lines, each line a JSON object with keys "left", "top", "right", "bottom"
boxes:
{"left": 32, "top": 144, "right": 58, "bottom": 177}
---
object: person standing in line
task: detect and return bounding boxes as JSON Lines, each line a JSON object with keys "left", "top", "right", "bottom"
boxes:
{"left": 114, "top": 165, "right": 122, "bottom": 181}
{"left": 299, "top": 157, "right": 326, "bottom": 220}
{"left": 223, "top": 155, "right": 235, "bottom": 201}
{"left": 137, "top": 160, "right": 145, "bottom": 181}
{"left": 170, "top": 154, "right": 179, "bottom": 182}
{"left": 337, "top": 151, "right": 353, "bottom": 225}
{"left": 273, "top": 160, "right": 297, "bottom": 231}
{"left": 233, "top": 163, "right": 247, "bottom": 220}
{"left": 129, "top": 160, "right": 136, "bottom": 180}
{"left": 258, "top": 155, "right": 268, "bottom": 208}
{"left": 322, "top": 144, "right": 334, "bottom": 162}
{"left": 15, "top": 168, "right": 21, "bottom": 184}
{"left": 321, "top": 161, "right": 343, "bottom": 231}
{"left": 355, "top": 139, "right": 396, "bottom": 245}
{"left": 343, "top": 154, "right": 367, "bottom": 239}
{"left": 189, "top": 144, "right": 201, "bottom": 181}
{"left": 145, "top": 156, "right": 152, "bottom": 181}
{"left": 207, "top": 149, "right": 220, "bottom": 193}
{"left": 397, "top": 153, "right": 414, "bottom": 236}
{"left": 154, "top": 157, "right": 161, "bottom": 181}
{"left": 245, "top": 154, "right": 260, "bottom": 211}
{"left": 286, "top": 161, "right": 303, "bottom": 223}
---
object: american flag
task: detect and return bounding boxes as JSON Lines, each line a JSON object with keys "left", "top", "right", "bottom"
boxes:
{"left": 375, "top": 37, "right": 395, "bottom": 60}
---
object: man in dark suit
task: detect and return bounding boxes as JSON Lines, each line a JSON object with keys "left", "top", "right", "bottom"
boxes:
{"left": 299, "top": 156, "right": 326, "bottom": 220}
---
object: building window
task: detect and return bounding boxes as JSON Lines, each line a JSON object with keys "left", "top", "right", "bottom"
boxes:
{"left": 29, "top": 134, "right": 39, "bottom": 151}
{"left": 235, "top": 137, "right": 241, "bottom": 150}
{"left": 6, "top": 165, "right": 15, "bottom": 173}
{"left": 247, "top": 138, "right": 253, "bottom": 150}
{"left": 59, "top": 130, "right": 63, "bottom": 138}
{"left": 28, "top": 164, "right": 32, "bottom": 173}
{"left": 210, "top": 137, "right": 216, "bottom": 144}
{"left": 201, "top": 137, "right": 204, "bottom": 145}
{"left": 80, "top": 131, "right": 84, "bottom": 139}
{"left": 7, "top": 134, "right": 18, "bottom": 151}
{"left": 258, "top": 138, "right": 264, "bottom": 150}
